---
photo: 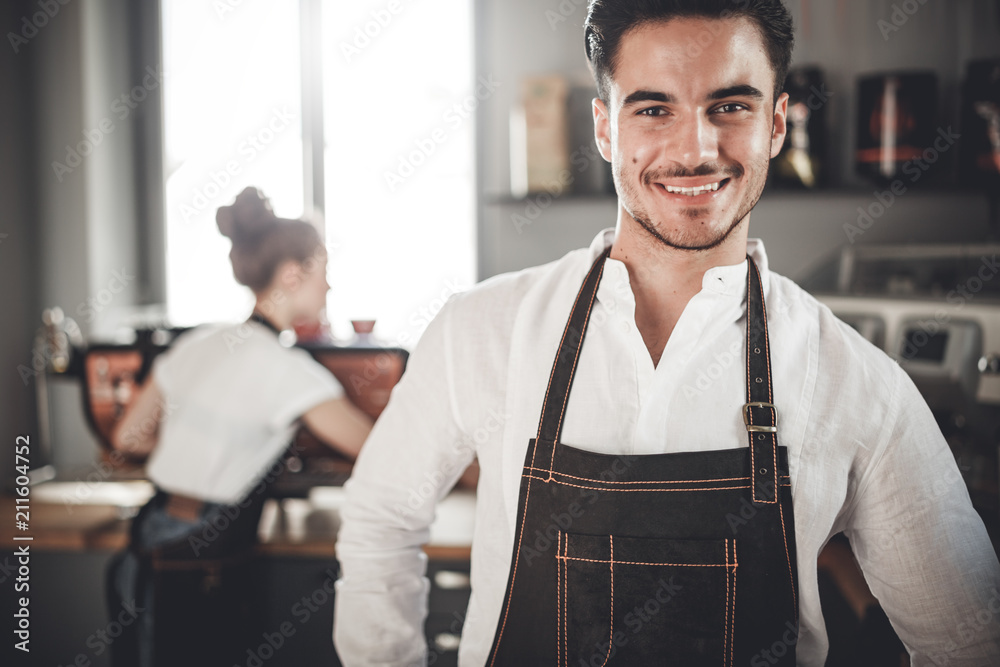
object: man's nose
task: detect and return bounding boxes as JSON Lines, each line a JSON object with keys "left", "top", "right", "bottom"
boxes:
{"left": 668, "top": 111, "right": 719, "bottom": 168}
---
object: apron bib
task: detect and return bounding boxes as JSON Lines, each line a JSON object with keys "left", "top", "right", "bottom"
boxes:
{"left": 487, "top": 248, "right": 799, "bottom": 666}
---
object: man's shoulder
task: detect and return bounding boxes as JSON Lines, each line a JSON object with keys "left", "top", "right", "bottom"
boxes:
{"left": 446, "top": 245, "right": 595, "bottom": 320}
{"left": 769, "top": 271, "right": 906, "bottom": 394}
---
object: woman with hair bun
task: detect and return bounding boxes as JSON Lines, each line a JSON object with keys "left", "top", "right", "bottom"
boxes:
{"left": 105, "top": 186, "right": 372, "bottom": 666}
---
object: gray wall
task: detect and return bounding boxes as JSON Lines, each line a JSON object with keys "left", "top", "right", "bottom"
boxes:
{"left": 0, "top": 0, "right": 42, "bottom": 486}
{"left": 474, "top": 0, "right": 1000, "bottom": 280}
{"left": 0, "top": 0, "right": 164, "bottom": 483}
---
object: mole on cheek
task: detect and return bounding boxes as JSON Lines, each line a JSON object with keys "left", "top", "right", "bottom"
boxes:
{"left": 632, "top": 158, "right": 637, "bottom": 163}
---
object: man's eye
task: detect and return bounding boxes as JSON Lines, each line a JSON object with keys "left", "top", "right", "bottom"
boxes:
{"left": 638, "top": 107, "right": 667, "bottom": 117}
{"left": 714, "top": 103, "right": 748, "bottom": 114}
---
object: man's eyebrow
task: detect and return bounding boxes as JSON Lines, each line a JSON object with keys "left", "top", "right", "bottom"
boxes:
{"left": 622, "top": 90, "right": 675, "bottom": 106}
{"left": 708, "top": 84, "right": 765, "bottom": 101}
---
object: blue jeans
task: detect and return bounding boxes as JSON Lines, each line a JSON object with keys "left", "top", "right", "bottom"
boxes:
{"left": 106, "top": 492, "right": 257, "bottom": 667}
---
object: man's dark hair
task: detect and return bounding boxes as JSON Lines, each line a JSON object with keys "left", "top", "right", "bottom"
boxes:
{"left": 585, "top": 0, "right": 794, "bottom": 104}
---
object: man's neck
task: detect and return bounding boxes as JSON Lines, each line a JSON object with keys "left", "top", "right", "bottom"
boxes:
{"left": 609, "top": 212, "right": 749, "bottom": 367}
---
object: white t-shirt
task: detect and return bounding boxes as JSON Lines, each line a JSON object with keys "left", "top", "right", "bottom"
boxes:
{"left": 146, "top": 319, "right": 343, "bottom": 504}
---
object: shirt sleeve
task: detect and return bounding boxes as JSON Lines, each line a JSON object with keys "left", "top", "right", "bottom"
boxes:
{"left": 843, "top": 368, "right": 1000, "bottom": 666}
{"left": 334, "top": 300, "right": 475, "bottom": 666}
{"left": 267, "top": 348, "right": 344, "bottom": 431}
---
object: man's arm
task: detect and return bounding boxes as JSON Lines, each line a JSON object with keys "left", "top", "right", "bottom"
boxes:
{"left": 843, "top": 369, "right": 1000, "bottom": 666}
{"left": 334, "top": 302, "right": 475, "bottom": 666}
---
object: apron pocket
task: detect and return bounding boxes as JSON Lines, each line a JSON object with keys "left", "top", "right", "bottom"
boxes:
{"left": 556, "top": 532, "right": 737, "bottom": 667}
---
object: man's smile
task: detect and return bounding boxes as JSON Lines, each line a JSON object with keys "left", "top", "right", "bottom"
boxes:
{"left": 651, "top": 176, "right": 732, "bottom": 201}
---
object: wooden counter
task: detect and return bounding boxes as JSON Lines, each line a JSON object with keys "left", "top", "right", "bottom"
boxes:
{"left": 2, "top": 481, "right": 474, "bottom": 561}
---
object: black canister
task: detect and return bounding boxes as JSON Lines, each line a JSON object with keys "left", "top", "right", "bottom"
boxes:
{"left": 960, "top": 59, "right": 1000, "bottom": 191}
{"left": 772, "top": 66, "right": 830, "bottom": 189}
{"left": 856, "top": 72, "right": 938, "bottom": 184}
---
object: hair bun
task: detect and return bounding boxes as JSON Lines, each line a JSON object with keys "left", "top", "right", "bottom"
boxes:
{"left": 216, "top": 187, "right": 278, "bottom": 243}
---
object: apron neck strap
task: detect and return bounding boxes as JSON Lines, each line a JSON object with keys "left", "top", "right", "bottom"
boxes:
{"left": 533, "top": 248, "right": 779, "bottom": 503}
{"left": 535, "top": 247, "right": 611, "bottom": 444}
{"left": 745, "top": 255, "right": 779, "bottom": 504}
{"left": 247, "top": 311, "right": 283, "bottom": 337}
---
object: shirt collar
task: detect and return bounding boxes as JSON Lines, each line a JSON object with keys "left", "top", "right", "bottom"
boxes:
{"left": 588, "top": 228, "right": 772, "bottom": 303}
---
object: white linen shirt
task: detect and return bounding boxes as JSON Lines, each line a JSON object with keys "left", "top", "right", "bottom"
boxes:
{"left": 334, "top": 229, "right": 1000, "bottom": 666}
{"left": 148, "top": 320, "right": 343, "bottom": 504}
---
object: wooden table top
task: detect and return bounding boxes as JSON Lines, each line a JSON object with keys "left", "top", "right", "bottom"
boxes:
{"left": 1, "top": 482, "right": 474, "bottom": 561}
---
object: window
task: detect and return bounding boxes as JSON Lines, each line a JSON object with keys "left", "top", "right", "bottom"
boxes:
{"left": 162, "top": 0, "right": 475, "bottom": 346}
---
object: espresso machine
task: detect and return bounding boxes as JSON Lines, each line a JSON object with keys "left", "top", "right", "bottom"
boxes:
{"left": 807, "top": 244, "right": 1000, "bottom": 541}
{"left": 32, "top": 314, "right": 408, "bottom": 496}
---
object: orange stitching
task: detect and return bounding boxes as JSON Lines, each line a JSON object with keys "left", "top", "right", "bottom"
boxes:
{"left": 563, "top": 534, "right": 568, "bottom": 666}
{"left": 724, "top": 539, "right": 730, "bottom": 666}
{"left": 524, "top": 477, "right": 787, "bottom": 493}
{"left": 488, "top": 476, "right": 535, "bottom": 666}
{"left": 556, "top": 531, "right": 561, "bottom": 666}
{"left": 760, "top": 259, "right": 780, "bottom": 507}
{"left": 556, "top": 531, "right": 562, "bottom": 666}
{"left": 523, "top": 467, "right": 754, "bottom": 485}
{"left": 730, "top": 541, "right": 737, "bottom": 667}
{"left": 551, "top": 257, "right": 607, "bottom": 470}
{"left": 556, "top": 555, "right": 735, "bottom": 568}
{"left": 600, "top": 535, "right": 614, "bottom": 667}
{"left": 778, "top": 498, "right": 798, "bottom": 624}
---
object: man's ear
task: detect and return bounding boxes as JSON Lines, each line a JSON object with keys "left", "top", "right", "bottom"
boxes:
{"left": 770, "top": 92, "right": 789, "bottom": 158}
{"left": 593, "top": 97, "right": 613, "bottom": 163}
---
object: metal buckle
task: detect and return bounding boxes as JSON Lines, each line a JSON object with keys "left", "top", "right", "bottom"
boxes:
{"left": 743, "top": 402, "right": 777, "bottom": 433}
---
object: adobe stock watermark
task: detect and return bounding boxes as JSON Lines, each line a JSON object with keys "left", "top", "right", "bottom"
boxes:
{"left": 511, "top": 143, "right": 604, "bottom": 235}
{"left": 384, "top": 75, "right": 501, "bottom": 192}
{"left": 176, "top": 106, "right": 296, "bottom": 223}
{"left": 187, "top": 445, "right": 304, "bottom": 557}
{"left": 750, "top": 620, "right": 804, "bottom": 666}
{"left": 235, "top": 568, "right": 340, "bottom": 667}
{"left": 393, "top": 277, "right": 470, "bottom": 348}
{"left": 62, "top": 397, "right": 178, "bottom": 514}
{"left": 877, "top": 0, "right": 933, "bottom": 41}
{"left": 76, "top": 267, "right": 136, "bottom": 323}
{"left": 892, "top": 255, "right": 999, "bottom": 363}
{"left": 843, "top": 126, "right": 960, "bottom": 243}
{"left": 937, "top": 587, "right": 1000, "bottom": 665}
{"left": 7, "top": 0, "right": 73, "bottom": 54}
{"left": 51, "top": 66, "right": 165, "bottom": 182}
{"left": 545, "top": 0, "right": 588, "bottom": 30}
{"left": 339, "top": 0, "right": 411, "bottom": 63}
{"left": 17, "top": 318, "right": 83, "bottom": 386}
{"left": 577, "top": 576, "right": 683, "bottom": 666}
{"left": 391, "top": 411, "right": 505, "bottom": 523}
{"left": 54, "top": 599, "right": 146, "bottom": 665}
{"left": 418, "top": 610, "right": 468, "bottom": 666}
{"left": 214, "top": 0, "right": 249, "bottom": 20}
{"left": 519, "top": 456, "right": 636, "bottom": 566}
{"left": 223, "top": 243, "right": 336, "bottom": 353}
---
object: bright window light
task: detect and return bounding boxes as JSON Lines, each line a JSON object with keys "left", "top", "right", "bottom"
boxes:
{"left": 321, "top": 0, "right": 475, "bottom": 346}
{"left": 161, "top": 1, "right": 476, "bottom": 344}
{"left": 162, "top": 0, "right": 304, "bottom": 327}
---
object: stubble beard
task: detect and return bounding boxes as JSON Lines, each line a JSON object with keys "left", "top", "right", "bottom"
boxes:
{"left": 616, "top": 153, "right": 771, "bottom": 252}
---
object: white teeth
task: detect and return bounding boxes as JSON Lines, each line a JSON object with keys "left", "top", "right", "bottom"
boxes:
{"left": 664, "top": 180, "right": 723, "bottom": 196}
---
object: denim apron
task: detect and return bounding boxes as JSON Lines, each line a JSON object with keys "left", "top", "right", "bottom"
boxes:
{"left": 487, "top": 248, "right": 800, "bottom": 665}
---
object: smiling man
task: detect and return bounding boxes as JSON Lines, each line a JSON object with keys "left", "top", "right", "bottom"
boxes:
{"left": 334, "top": 1, "right": 1000, "bottom": 665}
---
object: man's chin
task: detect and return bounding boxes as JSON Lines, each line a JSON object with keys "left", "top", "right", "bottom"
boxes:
{"left": 632, "top": 213, "right": 739, "bottom": 252}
